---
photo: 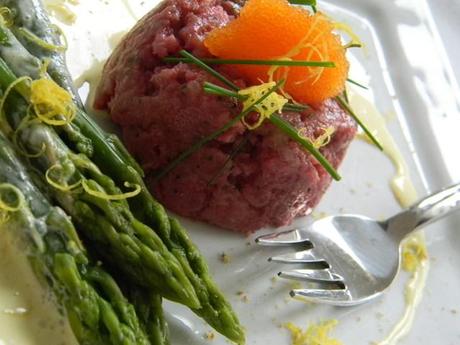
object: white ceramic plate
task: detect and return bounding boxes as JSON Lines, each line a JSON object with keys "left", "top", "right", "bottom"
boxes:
{"left": 10, "top": 0, "right": 460, "bottom": 344}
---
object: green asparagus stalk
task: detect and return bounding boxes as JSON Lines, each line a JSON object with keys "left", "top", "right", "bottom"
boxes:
{"left": 0, "top": 0, "right": 145, "bottom": 175}
{"left": 0, "top": 41, "right": 200, "bottom": 309}
{"left": 0, "top": 98, "right": 199, "bottom": 308}
{"left": 0, "top": 0, "right": 82, "bottom": 106}
{"left": 0, "top": 5, "right": 245, "bottom": 343}
{"left": 127, "top": 287, "right": 170, "bottom": 345}
{"left": 0, "top": 131, "right": 150, "bottom": 345}
{"left": 6, "top": 0, "right": 144, "bottom": 177}
{"left": 0, "top": 16, "right": 172, "bottom": 342}
{"left": 87, "top": 270, "right": 169, "bottom": 345}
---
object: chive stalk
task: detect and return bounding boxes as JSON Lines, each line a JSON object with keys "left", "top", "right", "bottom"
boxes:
{"left": 171, "top": 52, "right": 340, "bottom": 180}
{"left": 203, "top": 82, "right": 243, "bottom": 99}
{"left": 335, "top": 96, "right": 383, "bottom": 150}
{"left": 203, "top": 81, "right": 309, "bottom": 112}
{"left": 179, "top": 50, "right": 239, "bottom": 90}
{"left": 155, "top": 80, "right": 285, "bottom": 181}
{"left": 202, "top": 83, "right": 333, "bottom": 170}
{"left": 269, "top": 114, "right": 341, "bottom": 180}
{"left": 164, "top": 57, "right": 335, "bottom": 68}
{"left": 346, "top": 78, "right": 368, "bottom": 90}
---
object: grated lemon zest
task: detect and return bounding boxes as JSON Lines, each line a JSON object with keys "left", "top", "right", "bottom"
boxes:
{"left": 298, "top": 126, "right": 335, "bottom": 149}
{"left": 0, "top": 183, "right": 25, "bottom": 213}
{"left": 238, "top": 82, "right": 287, "bottom": 129}
{"left": 18, "top": 27, "right": 67, "bottom": 52}
{"left": 82, "top": 181, "right": 142, "bottom": 201}
{"left": 401, "top": 235, "right": 428, "bottom": 273}
{"left": 0, "top": 7, "right": 13, "bottom": 27}
{"left": 45, "top": 164, "right": 82, "bottom": 192}
{"left": 268, "top": 14, "right": 328, "bottom": 89}
{"left": 285, "top": 320, "right": 342, "bottom": 345}
{"left": 313, "top": 126, "right": 335, "bottom": 148}
{"left": 30, "top": 78, "right": 76, "bottom": 126}
{"left": 51, "top": 24, "right": 69, "bottom": 51}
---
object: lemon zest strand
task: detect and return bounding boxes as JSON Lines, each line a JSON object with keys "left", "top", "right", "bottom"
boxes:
{"left": 298, "top": 126, "right": 335, "bottom": 149}
{"left": 313, "top": 126, "right": 335, "bottom": 148}
{"left": 18, "top": 27, "right": 67, "bottom": 52}
{"left": 268, "top": 14, "right": 328, "bottom": 89}
{"left": 334, "top": 22, "right": 364, "bottom": 49}
{"left": 0, "top": 183, "right": 25, "bottom": 213}
{"left": 82, "top": 181, "right": 141, "bottom": 201}
{"left": 303, "top": 25, "right": 329, "bottom": 85}
{"left": 50, "top": 24, "right": 69, "bottom": 51}
{"left": 45, "top": 164, "right": 82, "bottom": 192}
{"left": 238, "top": 82, "right": 287, "bottom": 129}
{"left": 0, "top": 76, "right": 32, "bottom": 119}
{"left": 30, "top": 78, "right": 76, "bottom": 126}
{"left": 0, "top": 7, "right": 13, "bottom": 27}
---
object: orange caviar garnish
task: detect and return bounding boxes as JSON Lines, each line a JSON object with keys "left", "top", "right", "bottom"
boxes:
{"left": 204, "top": 0, "right": 349, "bottom": 104}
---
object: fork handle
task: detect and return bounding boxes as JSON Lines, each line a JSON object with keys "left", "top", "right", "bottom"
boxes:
{"left": 385, "top": 182, "right": 460, "bottom": 240}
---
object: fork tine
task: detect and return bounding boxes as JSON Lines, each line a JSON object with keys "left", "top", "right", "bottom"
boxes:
{"left": 290, "top": 288, "right": 351, "bottom": 305}
{"left": 279, "top": 269, "right": 344, "bottom": 284}
{"left": 255, "top": 229, "right": 312, "bottom": 246}
{"left": 269, "top": 250, "right": 328, "bottom": 266}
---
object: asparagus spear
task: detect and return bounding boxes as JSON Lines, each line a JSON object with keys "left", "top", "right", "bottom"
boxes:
{"left": 0, "top": 131, "right": 150, "bottom": 345}
{"left": 127, "top": 287, "right": 170, "bottom": 345}
{"left": 0, "top": 34, "right": 200, "bottom": 309}
{"left": 0, "top": 0, "right": 145, "bottom": 175}
{"left": 0, "top": 94, "right": 199, "bottom": 309}
{"left": 0, "top": 0, "right": 82, "bottom": 106}
{"left": 0, "top": 6, "right": 245, "bottom": 342}
{"left": 87, "top": 270, "right": 170, "bottom": 345}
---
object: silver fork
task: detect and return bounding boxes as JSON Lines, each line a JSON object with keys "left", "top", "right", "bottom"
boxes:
{"left": 256, "top": 183, "right": 460, "bottom": 306}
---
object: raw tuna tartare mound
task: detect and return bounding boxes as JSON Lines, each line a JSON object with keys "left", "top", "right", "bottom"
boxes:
{"left": 95, "top": 0, "right": 357, "bottom": 233}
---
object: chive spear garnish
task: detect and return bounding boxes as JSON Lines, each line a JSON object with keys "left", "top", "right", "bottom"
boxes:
{"left": 203, "top": 82, "right": 309, "bottom": 113}
{"left": 335, "top": 96, "right": 383, "bottom": 151}
{"left": 346, "top": 78, "right": 368, "bottom": 90}
{"left": 284, "top": 102, "right": 310, "bottom": 112}
{"left": 203, "top": 82, "right": 243, "bottom": 100}
{"left": 202, "top": 82, "right": 341, "bottom": 180}
{"left": 173, "top": 51, "right": 311, "bottom": 111}
{"left": 344, "top": 43, "right": 363, "bottom": 49}
{"left": 288, "top": 0, "right": 316, "bottom": 5}
{"left": 269, "top": 114, "right": 341, "bottom": 180}
{"left": 155, "top": 80, "right": 285, "bottom": 182}
{"left": 176, "top": 50, "right": 320, "bottom": 110}
{"left": 288, "top": 0, "right": 317, "bottom": 12}
{"left": 164, "top": 57, "right": 335, "bottom": 68}
{"left": 179, "top": 50, "right": 239, "bottom": 90}
{"left": 207, "top": 135, "right": 249, "bottom": 185}
{"left": 164, "top": 50, "right": 341, "bottom": 180}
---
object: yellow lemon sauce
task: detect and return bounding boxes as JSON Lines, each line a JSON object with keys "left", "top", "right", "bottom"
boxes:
{"left": 348, "top": 90, "right": 429, "bottom": 345}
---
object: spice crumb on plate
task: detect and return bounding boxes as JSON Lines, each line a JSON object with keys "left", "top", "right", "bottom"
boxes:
{"left": 219, "top": 252, "right": 231, "bottom": 264}
{"left": 284, "top": 320, "right": 342, "bottom": 345}
{"left": 236, "top": 291, "right": 249, "bottom": 303}
{"left": 204, "top": 331, "right": 216, "bottom": 340}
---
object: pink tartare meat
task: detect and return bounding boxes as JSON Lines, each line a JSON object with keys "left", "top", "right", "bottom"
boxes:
{"left": 94, "top": 0, "right": 357, "bottom": 233}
